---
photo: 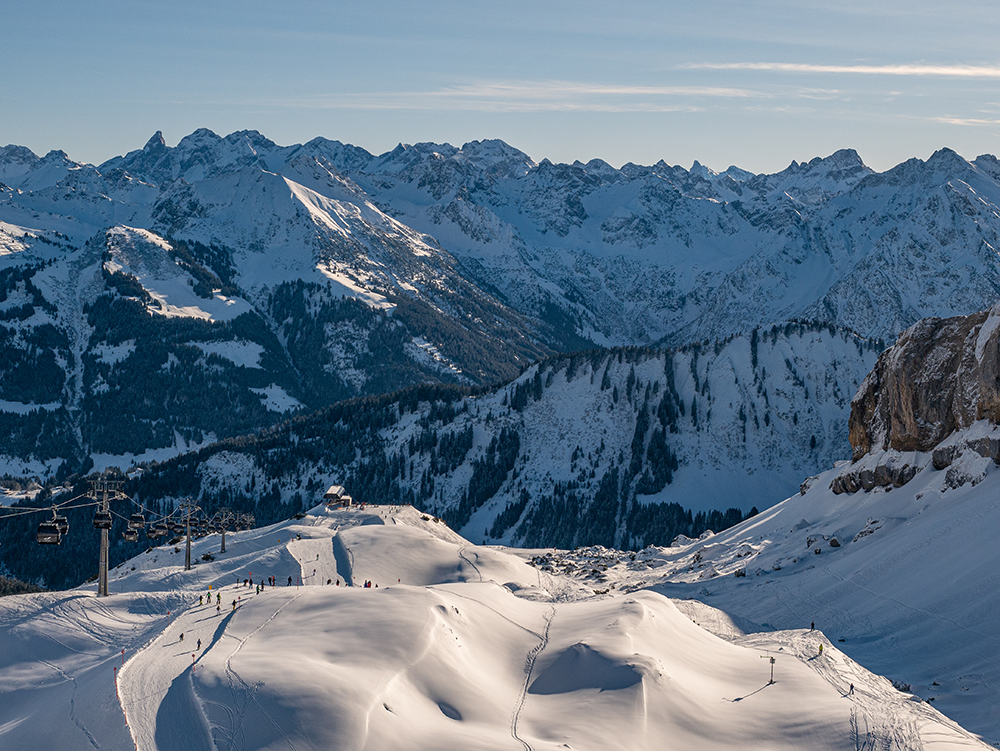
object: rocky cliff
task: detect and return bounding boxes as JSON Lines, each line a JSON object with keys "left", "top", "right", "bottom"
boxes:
{"left": 834, "top": 301, "right": 1000, "bottom": 493}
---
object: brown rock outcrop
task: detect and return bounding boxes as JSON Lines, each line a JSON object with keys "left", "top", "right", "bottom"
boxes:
{"left": 848, "top": 303, "right": 1000, "bottom": 461}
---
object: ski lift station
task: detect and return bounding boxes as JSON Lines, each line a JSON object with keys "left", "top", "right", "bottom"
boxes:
{"left": 323, "top": 485, "right": 352, "bottom": 507}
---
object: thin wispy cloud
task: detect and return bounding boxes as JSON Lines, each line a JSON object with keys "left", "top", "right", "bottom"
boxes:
{"left": 686, "top": 62, "right": 1000, "bottom": 78}
{"left": 436, "top": 82, "right": 760, "bottom": 99}
{"left": 282, "top": 80, "right": 768, "bottom": 113}
{"left": 927, "top": 116, "right": 1000, "bottom": 126}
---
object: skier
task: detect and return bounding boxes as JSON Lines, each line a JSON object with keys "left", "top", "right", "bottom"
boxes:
{"left": 199, "top": 595, "right": 203, "bottom": 605}
{"left": 197, "top": 638, "right": 202, "bottom": 650}
{"left": 232, "top": 600, "right": 236, "bottom": 611}
{"left": 288, "top": 576, "right": 292, "bottom": 586}
{"left": 810, "top": 621, "right": 815, "bottom": 630}
{"left": 217, "top": 593, "right": 221, "bottom": 604}
{"left": 818, "top": 643, "right": 823, "bottom": 656}
{"left": 180, "top": 632, "right": 184, "bottom": 642}
{"left": 848, "top": 683, "right": 854, "bottom": 695}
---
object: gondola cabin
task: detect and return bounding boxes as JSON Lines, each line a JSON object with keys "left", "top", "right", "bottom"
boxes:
{"left": 36, "top": 521, "right": 61, "bottom": 545}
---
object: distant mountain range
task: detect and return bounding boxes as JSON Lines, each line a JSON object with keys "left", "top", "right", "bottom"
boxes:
{"left": 2, "top": 130, "right": 1000, "bottom": 550}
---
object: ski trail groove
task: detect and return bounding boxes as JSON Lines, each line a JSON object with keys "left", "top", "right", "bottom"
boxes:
{"left": 429, "top": 587, "right": 543, "bottom": 639}
{"left": 510, "top": 605, "right": 555, "bottom": 751}
{"left": 215, "top": 592, "right": 303, "bottom": 751}
{"left": 458, "top": 545, "right": 484, "bottom": 582}
{"left": 39, "top": 658, "right": 100, "bottom": 750}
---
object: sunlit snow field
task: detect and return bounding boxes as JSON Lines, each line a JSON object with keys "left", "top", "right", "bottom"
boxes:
{"left": 0, "top": 501, "right": 987, "bottom": 750}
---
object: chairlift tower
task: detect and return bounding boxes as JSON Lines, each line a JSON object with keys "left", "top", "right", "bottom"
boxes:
{"left": 89, "top": 478, "right": 123, "bottom": 597}
{"left": 180, "top": 500, "right": 201, "bottom": 571}
{"left": 216, "top": 507, "right": 235, "bottom": 553}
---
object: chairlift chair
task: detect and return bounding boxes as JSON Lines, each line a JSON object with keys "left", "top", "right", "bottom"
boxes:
{"left": 153, "top": 522, "right": 169, "bottom": 537}
{"left": 128, "top": 513, "right": 145, "bottom": 529}
{"left": 93, "top": 511, "right": 112, "bottom": 530}
{"left": 123, "top": 529, "right": 138, "bottom": 542}
{"left": 36, "top": 521, "right": 61, "bottom": 545}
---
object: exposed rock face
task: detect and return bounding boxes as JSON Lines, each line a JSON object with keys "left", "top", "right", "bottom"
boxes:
{"left": 848, "top": 302, "right": 1000, "bottom": 461}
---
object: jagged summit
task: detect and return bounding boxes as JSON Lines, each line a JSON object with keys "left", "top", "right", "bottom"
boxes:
{"left": 143, "top": 131, "right": 166, "bottom": 151}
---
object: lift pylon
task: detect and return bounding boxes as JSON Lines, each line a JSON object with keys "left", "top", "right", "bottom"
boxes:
{"left": 89, "top": 477, "right": 123, "bottom": 597}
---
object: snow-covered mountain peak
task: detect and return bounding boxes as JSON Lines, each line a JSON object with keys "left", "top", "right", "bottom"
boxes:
{"left": 0, "top": 143, "right": 37, "bottom": 164}
{"left": 290, "top": 137, "right": 374, "bottom": 173}
{"left": 177, "top": 127, "right": 223, "bottom": 149}
{"left": 826, "top": 146, "right": 863, "bottom": 166}
{"left": 39, "top": 149, "right": 70, "bottom": 163}
{"left": 746, "top": 148, "right": 874, "bottom": 205}
{"left": 370, "top": 141, "right": 460, "bottom": 174}
{"left": 568, "top": 157, "right": 621, "bottom": 182}
{"left": 142, "top": 131, "right": 166, "bottom": 151}
{"left": 0, "top": 145, "right": 40, "bottom": 188}
{"left": 456, "top": 138, "right": 536, "bottom": 178}
{"left": 223, "top": 129, "right": 278, "bottom": 157}
{"left": 926, "top": 146, "right": 969, "bottom": 170}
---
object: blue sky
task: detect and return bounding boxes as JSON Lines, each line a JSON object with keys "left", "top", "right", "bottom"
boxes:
{"left": 4, "top": 0, "right": 1000, "bottom": 173}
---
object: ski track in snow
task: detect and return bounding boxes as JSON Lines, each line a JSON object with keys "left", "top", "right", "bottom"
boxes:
{"left": 510, "top": 605, "right": 555, "bottom": 751}
{"left": 457, "top": 545, "right": 484, "bottom": 583}
{"left": 38, "top": 657, "right": 100, "bottom": 750}
{"left": 740, "top": 631, "right": 924, "bottom": 751}
{"left": 213, "top": 593, "right": 302, "bottom": 751}
{"left": 729, "top": 625, "right": 988, "bottom": 750}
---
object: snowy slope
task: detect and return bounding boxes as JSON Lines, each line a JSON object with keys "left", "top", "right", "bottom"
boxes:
{"left": 126, "top": 323, "right": 880, "bottom": 553}
{"left": 0, "top": 502, "right": 983, "bottom": 751}
{"left": 348, "top": 142, "right": 1000, "bottom": 347}
{"left": 523, "top": 423, "right": 1000, "bottom": 744}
